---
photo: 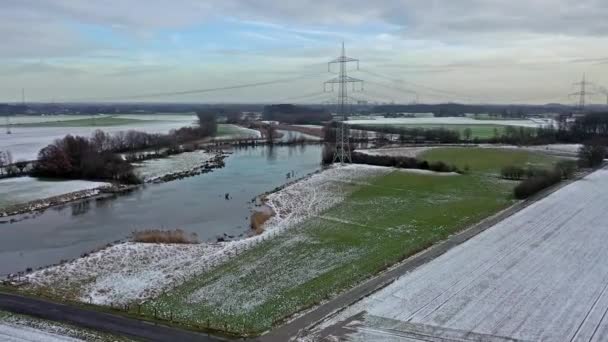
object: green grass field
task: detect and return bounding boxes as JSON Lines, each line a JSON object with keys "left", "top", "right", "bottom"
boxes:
{"left": 5, "top": 116, "right": 152, "bottom": 127}
{"left": 419, "top": 147, "right": 558, "bottom": 174}
{"left": 354, "top": 123, "right": 507, "bottom": 139}
{"left": 141, "top": 148, "right": 559, "bottom": 335}
{"left": 216, "top": 124, "right": 255, "bottom": 137}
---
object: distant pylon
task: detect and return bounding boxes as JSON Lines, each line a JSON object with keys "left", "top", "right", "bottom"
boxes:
{"left": 570, "top": 74, "right": 594, "bottom": 110}
{"left": 5, "top": 116, "right": 11, "bottom": 135}
{"left": 324, "top": 43, "right": 363, "bottom": 165}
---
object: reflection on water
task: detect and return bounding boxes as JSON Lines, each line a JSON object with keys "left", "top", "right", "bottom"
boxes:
{"left": 0, "top": 144, "right": 322, "bottom": 275}
{"left": 70, "top": 201, "right": 90, "bottom": 217}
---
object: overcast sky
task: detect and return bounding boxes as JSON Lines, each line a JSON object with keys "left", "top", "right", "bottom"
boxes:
{"left": 1, "top": 0, "right": 607, "bottom": 104}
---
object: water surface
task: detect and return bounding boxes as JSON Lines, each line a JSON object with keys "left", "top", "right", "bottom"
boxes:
{"left": 0, "top": 144, "right": 322, "bottom": 275}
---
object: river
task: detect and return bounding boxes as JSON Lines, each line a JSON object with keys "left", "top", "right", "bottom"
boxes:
{"left": 0, "top": 144, "right": 323, "bottom": 276}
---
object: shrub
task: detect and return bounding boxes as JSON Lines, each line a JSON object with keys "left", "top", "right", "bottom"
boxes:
{"left": 321, "top": 144, "right": 335, "bottom": 165}
{"left": 513, "top": 169, "right": 562, "bottom": 199}
{"left": 349, "top": 152, "right": 459, "bottom": 173}
{"left": 501, "top": 166, "right": 525, "bottom": 180}
{"left": 132, "top": 229, "right": 198, "bottom": 244}
{"left": 555, "top": 160, "right": 578, "bottom": 179}
{"left": 429, "top": 161, "right": 457, "bottom": 173}
{"left": 578, "top": 140, "right": 606, "bottom": 168}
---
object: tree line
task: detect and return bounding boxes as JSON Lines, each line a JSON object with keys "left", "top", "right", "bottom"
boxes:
{"left": 32, "top": 112, "right": 217, "bottom": 184}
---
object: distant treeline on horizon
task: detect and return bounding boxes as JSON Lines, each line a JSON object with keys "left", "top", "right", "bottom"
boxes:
{"left": 1, "top": 102, "right": 608, "bottom": 117}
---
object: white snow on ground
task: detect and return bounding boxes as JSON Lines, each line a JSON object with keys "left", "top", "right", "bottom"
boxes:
{"left": 263, "top": 165, "right": 392, "bottom": 233}
{"left": 23, "top": 165, "right": 390, "bottom": 306}
{"left": 302, "top": 168, "right": 608, "bottom": 342}
{"left": 0, "top": 322, "right": 82, "bottom": 342}
{"left": 346, "top": 117, "right": 551, "bottom": 128}
{"left": 524, "top": 143, "right": 582, "bottom": 154}
{"left": 1, "top": 115, "right": 109, "bottom": 125}
{"left": 0, "top": 177, "right": 109, "bottom": 209}
{"left": 134, "top": 150, "right": 214, "bottom": 181}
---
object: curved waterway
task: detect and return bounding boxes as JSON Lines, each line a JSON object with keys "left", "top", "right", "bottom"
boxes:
{"left": 0, "top": 144, "right": 323, "bottom": 275}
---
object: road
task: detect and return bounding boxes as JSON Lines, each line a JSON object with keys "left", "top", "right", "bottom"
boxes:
{"left": 0, "top": 292, "right": 229, "bottom": 342}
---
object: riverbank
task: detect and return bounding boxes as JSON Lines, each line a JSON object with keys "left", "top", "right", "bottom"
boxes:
{"left": 0, "top": 151, "right": 229, "bottom": 219}
{"left": 10, "top": 165, "right": 386, "bottom": 306}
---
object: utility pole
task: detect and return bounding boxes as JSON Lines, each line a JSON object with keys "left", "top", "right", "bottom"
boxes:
{"left": 324, "top": 43, "right": 363, "bottom": 164}
{"left": 570, "top": 74, "right": 594, "bottom": 111}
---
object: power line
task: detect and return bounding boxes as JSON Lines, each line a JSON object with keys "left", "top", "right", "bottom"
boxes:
{"left": 357, "top": 69, "right": 480, "bottom": 101}
{"left": 46, "top": 72, "right": 326, "bottom": 102}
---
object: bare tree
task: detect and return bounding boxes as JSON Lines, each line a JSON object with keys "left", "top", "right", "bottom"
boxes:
{"left": 0, "top": 151, "right": 5, "bottom": 176}
{"left": 266, "top": 123, "right": 276, "bottom": 145}
{"left": 463, "top": 127, "right": 473, "bottom": 141}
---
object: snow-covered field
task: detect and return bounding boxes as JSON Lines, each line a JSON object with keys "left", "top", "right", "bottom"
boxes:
{"left": 22, "top": 165, "right": 390, "bottom": 306}
{"left": 524, "top": 143, "right": 582, "bottom": 155}
{"left": 347, "top": 117, "right": 552, "bottom": 128}
{"left": 0, "top": 177, "right": 108, "bottom": 209}
{"left": 357, "top": 146, "right": 435, "bottom": 158}
{"left": 302, "top": 168, "right": 608, "bottom": 341}
{"left": 134, "top": 150, "right": 214, "bottom": 181}
{"left": 3, "top": 115, "right": 104, "bottom": 125}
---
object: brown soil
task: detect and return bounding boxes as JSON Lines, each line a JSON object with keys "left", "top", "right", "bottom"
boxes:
{"left": 132, "top": 229, "right": 199, "bottom": 244}
{"left": 250, "top": 206, "right": 276, "bottom": 234}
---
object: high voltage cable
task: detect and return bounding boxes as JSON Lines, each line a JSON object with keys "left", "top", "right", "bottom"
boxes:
{"left": 47, "top": 72, "right": 326, "bottom": 102}
{"left": 357, "top": 69, "right": 482, "bottom": 102}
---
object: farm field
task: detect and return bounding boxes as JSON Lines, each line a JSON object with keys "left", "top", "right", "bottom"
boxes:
{"left": 139, "top": 149, "right": 555, "bottom": 335}
{"left": 215, "top": 124, "right": 261, "bottom": 139}
{"left": 346, "top": 117, "right": 550, "bottom": 128}
{"left": 419, "top": 147, "right": 558, "bottom": 174}
{"left": 352, "top": 123, "right": 506, "bottom": 139}
{"left": 303, "top": 168, "right": 608, "bottom": 342}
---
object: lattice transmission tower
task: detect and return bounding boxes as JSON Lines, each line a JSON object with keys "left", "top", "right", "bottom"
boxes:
{"left": 324, "top": 43, "right": 363, "bottom": 164}
{"left": 570, "top": 74, "right": 594, "bottom": 110}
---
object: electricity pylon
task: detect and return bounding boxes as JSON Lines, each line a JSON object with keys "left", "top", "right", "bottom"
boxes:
{"left": 570, "top": 74, "right": 594, "bottom": 110}
{"left": 324, "top": 43, "right": 363, "bottom": 164}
